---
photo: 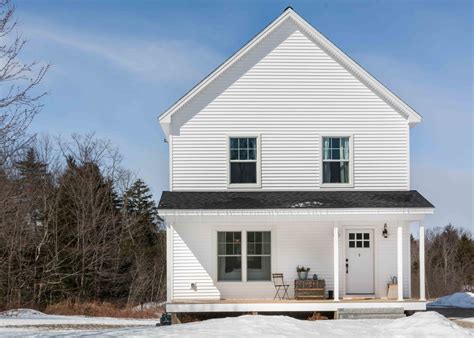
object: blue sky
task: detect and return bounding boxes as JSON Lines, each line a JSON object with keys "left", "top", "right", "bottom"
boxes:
{"left": 15, "top": 0, "right": 473, "bottom": 229}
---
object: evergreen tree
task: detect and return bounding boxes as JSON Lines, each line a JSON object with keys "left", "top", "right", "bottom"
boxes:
{"left": 122, "top": 179, "right": 164, "bottom": 303}
{"left": 124, "top": 179, "right": 158, "bottom": 224}
{"left": 17, "top": 148, "right": 48, "bottom": 181}
{"left": 123, "top": 179, "right": 160, "bottom": 245}
{"left": 15, "top": 148, "right": 50, "bottom": 226}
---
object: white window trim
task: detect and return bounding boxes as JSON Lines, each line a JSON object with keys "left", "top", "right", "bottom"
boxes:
{"left": 217, "top": 231, "right": 243, "bottom": 282}
{"left": 226, "top": 135, "right": 262, "bottom": 189}
{"left": 246, "top": 231, "right": 272, "bottom": 282}
{"left": 320, "top": 134, "right": 354, "bottom": 189}
{"left": 214, "top": 228, "right": 273, "bottom": 283}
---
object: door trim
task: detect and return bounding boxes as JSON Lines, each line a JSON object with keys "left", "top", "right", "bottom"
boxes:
{"left": 341, "top": 224, "right": 379, "bottom": 297}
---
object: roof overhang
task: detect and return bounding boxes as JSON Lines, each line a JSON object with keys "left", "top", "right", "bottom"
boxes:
{"left": 158, "top": 8, "right": 422, "bottom": 140}
{"left": 159, "top": 190, "right": 434, "bottom": 209}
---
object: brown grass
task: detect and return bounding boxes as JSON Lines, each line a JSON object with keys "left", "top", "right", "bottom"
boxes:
{"left": 44, "top": 300, "right": 163, "bottom": 319}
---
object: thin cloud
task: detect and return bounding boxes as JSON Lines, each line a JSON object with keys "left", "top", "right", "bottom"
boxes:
{"left": 21, "top": 18, "right": 222, "bottom": 84}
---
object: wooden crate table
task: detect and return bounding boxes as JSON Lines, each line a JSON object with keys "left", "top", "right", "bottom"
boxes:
{"left": 294, "top": 279, "right": 326, "bottom": 300}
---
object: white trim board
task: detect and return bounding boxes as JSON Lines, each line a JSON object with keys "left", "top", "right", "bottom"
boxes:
{"left": 159, "top": 208, "right": 434, "bottom": 218}
{"left": 166, "top": 300, "right": 426, "bottom": 313}
{"left": 158, "top": 8, "right": 422, "bottom": 140}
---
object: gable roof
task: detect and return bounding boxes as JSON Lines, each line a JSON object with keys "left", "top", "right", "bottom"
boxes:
{"left": 158, "top": 190, "right": 434, "bottom": 210}
{"left": 159, "top": 7, "right": 422, "bottom": 139}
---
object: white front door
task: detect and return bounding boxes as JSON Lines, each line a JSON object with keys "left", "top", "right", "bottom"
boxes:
{"left": 346, "top": 230, "right": 374, "bottom": 294}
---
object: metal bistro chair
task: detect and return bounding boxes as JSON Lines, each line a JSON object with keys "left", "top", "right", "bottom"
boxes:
{"left": 272, "top": 273, "right": 290, "bottom": 300}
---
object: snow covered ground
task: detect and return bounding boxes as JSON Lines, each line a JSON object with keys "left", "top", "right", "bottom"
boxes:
{"left": 0, "top": 309, "right": 157, "bottom": 336}
{"left": 0, "top": 309, "right": 157, "bottom": 326}
{"left": 428, "top": 292, "right": 474, "bottom": 309}
{"left": 0, "top": 309, "right": 473, "bottom": 337}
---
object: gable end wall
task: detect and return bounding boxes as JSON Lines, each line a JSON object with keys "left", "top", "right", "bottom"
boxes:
{"left": 170, "top": 20, "right": 409, "bottom": 191}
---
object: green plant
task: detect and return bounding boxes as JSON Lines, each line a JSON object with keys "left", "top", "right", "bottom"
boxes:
{"left": 296, "top": 265, "right": 310, "bottom": 272}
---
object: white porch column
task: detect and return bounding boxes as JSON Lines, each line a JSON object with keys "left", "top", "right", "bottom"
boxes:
{"left": 166, "top": 221, "right": 174, "bottom": 302}
{"left": 419, "top": 221, "right": 426, "bottom": 301}
{"left": 333, "top": 223, "right": 339, "bottom": 301}
{"left": 397, "top": 224, "right": 404, "bottom": 301}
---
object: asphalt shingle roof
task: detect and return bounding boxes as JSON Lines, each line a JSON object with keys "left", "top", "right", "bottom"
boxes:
{"left": 158, "top": 190, "right": 434, "bottom": 210}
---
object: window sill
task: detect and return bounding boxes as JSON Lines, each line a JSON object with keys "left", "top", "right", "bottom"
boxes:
{"left": 320, "top": 183, "right": 354, "bottom": 189}
{"left": 227, "top": 183, "right": 261, "bottom": 190}
{"left": 216, "top": 281, "right": 273, "bottom": 284}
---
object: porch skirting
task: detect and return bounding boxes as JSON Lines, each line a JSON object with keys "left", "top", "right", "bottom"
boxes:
{"left": 166, "top": 299, "right": 426, "bottom": 313}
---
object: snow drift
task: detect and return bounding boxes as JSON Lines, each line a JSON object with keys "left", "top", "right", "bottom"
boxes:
{"left": 0, "top": 309, "right": 472, "bottom": 336}
{"left": 138, "top": 312, "right": 471, "bottom": 337}
{"left": 428, "top": 292, "right": 474, "bottom": 309}
{"left": 0, "top": 309, "right": 46, "bottom": 317}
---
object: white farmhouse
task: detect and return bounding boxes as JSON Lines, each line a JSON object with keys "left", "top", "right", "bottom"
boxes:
{"left": 158, "top": 7, "right": 434, "bottom": 318}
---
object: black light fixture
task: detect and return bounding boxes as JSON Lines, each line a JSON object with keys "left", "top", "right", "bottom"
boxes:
{"left": 382, "top": 224, "right": 389, "bottom": 238}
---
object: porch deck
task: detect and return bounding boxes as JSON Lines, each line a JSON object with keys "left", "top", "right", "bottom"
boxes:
{"left": 167, "top": 298, "right": 426, "bottom": 313}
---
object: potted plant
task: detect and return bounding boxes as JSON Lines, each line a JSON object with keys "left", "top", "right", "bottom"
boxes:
{"left": 296, "top": 265, "right": 310, "bottom": 280}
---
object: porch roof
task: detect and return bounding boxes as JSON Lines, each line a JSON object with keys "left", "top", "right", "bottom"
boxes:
{"left": 158, "top": 190, "right": 433, "bottom": 210}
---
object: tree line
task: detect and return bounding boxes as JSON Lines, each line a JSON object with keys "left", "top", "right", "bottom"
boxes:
{"left": 0, "top": 0, "right": 165, "bottom": 309}
{"left": 0, "top": 135, "right": 166, "bottom": 309}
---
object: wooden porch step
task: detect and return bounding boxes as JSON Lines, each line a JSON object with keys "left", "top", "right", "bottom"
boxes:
{"left": 338, "top": 307, "right": 405, "bottom": 314}
{"left": 336, "top": 307, "right": 406, "bottom": 319}
{"left": 338, "top": 313, "right": 406, "bottom": 319}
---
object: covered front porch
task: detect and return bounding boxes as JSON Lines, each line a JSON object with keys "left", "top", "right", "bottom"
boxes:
{"left": 163, "top": 211, "right": 430, "bottom": 307}
{"left": 160, "top": 191, "right": 434, "bottom": 316}
{"left": 166, "top": 217, "right": 428, "bottom": 314}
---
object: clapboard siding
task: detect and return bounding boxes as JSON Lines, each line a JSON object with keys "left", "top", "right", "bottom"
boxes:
{"left": 172, "top": 225, "right": 220, "bottom": 300}
{"left": 170, "top": 215, "right": 411, "bottom": 300}
{"left": 170, "top": 19, "right": 409, "bottom": 191}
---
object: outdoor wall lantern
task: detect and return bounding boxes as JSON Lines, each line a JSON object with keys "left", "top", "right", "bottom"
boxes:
{"left": 382, "top": 224, "right": 389, "bottom": 238}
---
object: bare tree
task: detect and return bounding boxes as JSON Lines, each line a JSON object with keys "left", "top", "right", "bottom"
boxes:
{"left": 0, "top": 132, "right": 167, "bottom": 310}
{"left": 0, "top": 0, "right": 49, "bottom": 166}
{"left": 412, "top": 225, "right": 474, "bottom": 299}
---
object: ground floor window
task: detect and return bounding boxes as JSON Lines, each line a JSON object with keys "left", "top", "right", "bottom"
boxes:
{"left": 217, "top": 230, "right": 271, "bottom": 282}
{"left": 218, "top": 232, "right": 242, "bottom": 281}
{"left": 247, "top": 231, "right": 271, "bottom": 281}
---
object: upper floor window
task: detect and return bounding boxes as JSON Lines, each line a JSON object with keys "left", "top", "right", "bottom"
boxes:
{"left": 229, "top": 137, "right": 258, "bottom": 185}
{"left": 322, "top": 137, "right": 350, "bottom": 184}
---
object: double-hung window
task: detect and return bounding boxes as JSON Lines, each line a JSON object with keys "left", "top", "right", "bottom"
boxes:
{"left": 229, "top": 137, "right": 258, "bottom": 185}
{"left": 322, "top": 137, "right": 350, "bottom": 185}
{"left": 217, "top": 231, "right": 271, "bottom": 282}
{"left": 217, "top": 232, "right": 242, "bottom": 281}
{"left": 247, "top": 231, "right": 271, "bottom": 281}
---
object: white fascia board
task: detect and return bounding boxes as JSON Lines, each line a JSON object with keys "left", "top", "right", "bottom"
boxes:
{"left": 167, "top": 300, "right": 426, "bottom": 313}
{"left": 157, "top": 8, "right": 422, "bottom": 138}
{"left": 159, "top": 207, "right": 434, "bottom": 217}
